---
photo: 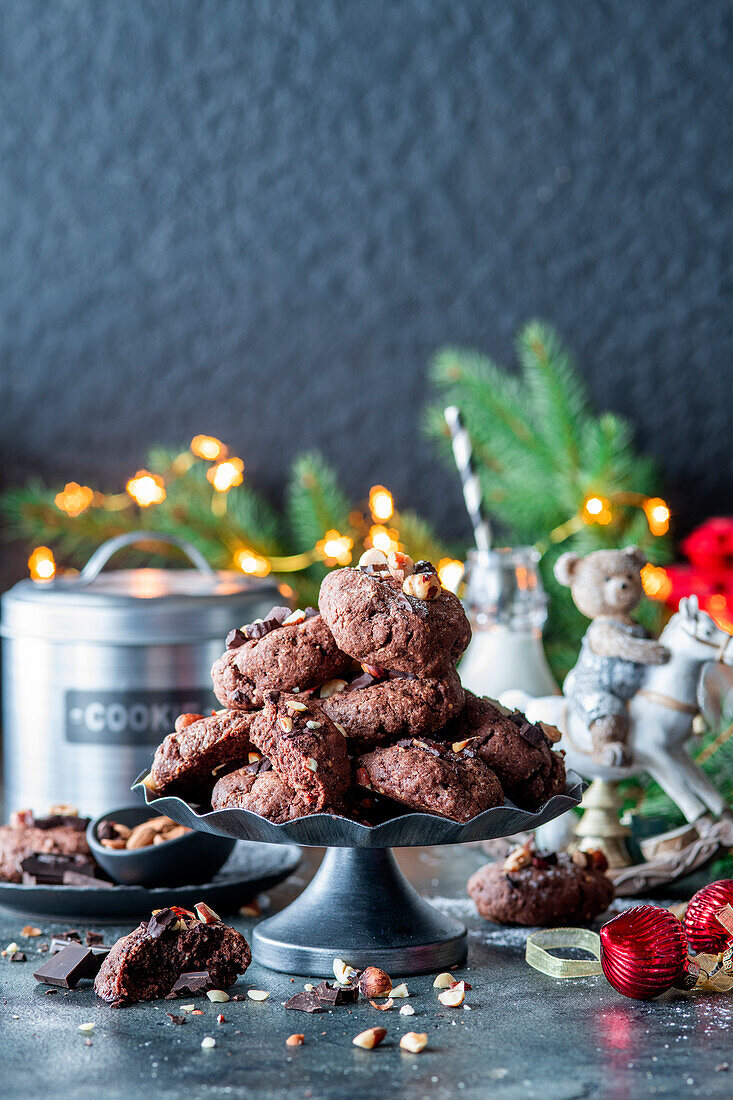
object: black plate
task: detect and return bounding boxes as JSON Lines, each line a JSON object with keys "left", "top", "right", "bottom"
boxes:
{"left": 0, "top": 841, "right": 301, "bottom": 921}
{"left": 132, "top": 769, "right": 585, "bottom": 848}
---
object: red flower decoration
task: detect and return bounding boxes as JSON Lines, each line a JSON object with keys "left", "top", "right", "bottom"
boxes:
{"left": 600, "top": 905, "right": 688, "bottom": 999}
{"left": 683, "top": 880, "right": 733, "bottom": 955}
{"left": 682, "top": 518, "right": 733, "bottom": 574}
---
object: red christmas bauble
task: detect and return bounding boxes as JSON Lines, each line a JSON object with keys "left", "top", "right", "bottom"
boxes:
{"left": 600, "top": 905, "right": 688, "bottom": 999}
{"left": 683, "top": 880, "right": 733, "bottom": 955}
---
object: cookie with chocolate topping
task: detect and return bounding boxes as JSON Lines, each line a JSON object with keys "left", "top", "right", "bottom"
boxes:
{"left": 318, "top": 566, "right": 471, "bottom": 677}
{"left": 250, "top": 691, "right": 351, "bottom": 812}
{"left": 0, "top": 810, "right": 91, "bottom": 884}
{"left": 440, "top": 692, "right": 567, "bottom": 810}
{"left": 211, "top": 607, "right": 351, "bottom": 709}
{"left": 147, "top": 710, "right": 258, "bottom": 795}
{"left": 355, "top": 738, "right": 503, "bottom": 822}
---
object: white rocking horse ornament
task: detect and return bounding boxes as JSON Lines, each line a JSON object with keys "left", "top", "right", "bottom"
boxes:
{"left": 503, "top": 596, "right": 733, "bottom": 827}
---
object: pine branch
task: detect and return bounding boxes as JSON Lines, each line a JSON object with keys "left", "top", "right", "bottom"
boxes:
{"left": 286, "top": 453, "right": 353, "bottom": 552}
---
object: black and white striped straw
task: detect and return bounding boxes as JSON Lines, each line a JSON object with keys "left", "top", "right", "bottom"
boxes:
{"left": 443, "top": 405, "right": 492, "bottom": 554}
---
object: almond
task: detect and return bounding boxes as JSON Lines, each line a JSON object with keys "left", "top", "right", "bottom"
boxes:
{"left": 352, "top": 1027, "right": 387, "bottom": 1050}
{"left": 399, "top": 1032, "right": 427, "bottom": 1053}
{"left": 174, "top": 713, "right": 204, "bottom": 732}
{"left": 319, "top": 679, "right": 348, "bottom": 698}
{"left": 195, "top": 902, "right": 221, "bottom": 924}
{"left": 286, "top": 1034, "right": 305, "bottom": 1046}
{"left": 358, "top": 548, "right": 389, "bottom": 568}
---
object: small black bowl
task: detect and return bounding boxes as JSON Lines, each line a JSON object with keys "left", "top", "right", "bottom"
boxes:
{"left": 87, "top": 805, "right": 236, "bottom": 888}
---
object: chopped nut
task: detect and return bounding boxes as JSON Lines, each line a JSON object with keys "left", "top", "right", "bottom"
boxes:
{"left": 589, "top": 848, "right": 609, "bottom": 872}
{"left": 49, "top": 803, "right": 78, "bottom": 817}
{"left": 201, "top": 1036, "right": 216, "bottom": 1049}
{"left": 174, "top": 713, "right": 204, "bottom": 733}
{"left": 358, "top": 548, "right": 389, "bottom": 568}
{"left": 285, "top": 700, "right": 308, "bottom": 712}
{"left": 306, "top": 720, "right": 322, "bottom": 730}
{"left": 248, "top": 752, "right": 262, "bottom": 764}
{"left": 238, "top": 900, "right": 261, "bottom": 918}
{"left": 180, "top": 1004, "right": 196, "bottom": 1013}
{"left": 539, "top": 721, "right": 562, "bottom": 744}
{"left": 332, "top": 721, "right": 348, "bottom": 738}
{"left": 216, "top": 1014, "right": 225, "bottom": 1024}
{"left": 352, "top": 1027, "right": 387, "bottom": 1050}
{"left": 125, "top": 822, "right": 158, "bottom": 849}
{"left": 2, "top": 942, "right": 19, "bottom": 956}
{"left": 438, "top": 987, "right": 465, "bottom": 1007}
{"left": 432, "top": 972, "right": 454, "bottom": 988}
{"left": 399, "top": 1032, "right": 427, "bottom": 1053}
{"left": 195, "top": 902, "right": 222, "bottom": 924}
{"left": 449, "top": 980, "right": 471, "bottom": 994}
{"left": 21, "top": 926, "right": 42, "bottom": 938}
{"left": 399, "top": 1004, "right": 415, "bottom": 1016}
{"left": 304, "top": 983, "right": 314, "bottom": 991}
{"left": 206, "top": 990, "right": 229, "bottom": 1003}
{"left": 164, "top": 825, "right": 189, "bottom": 842}
{"left": 571, "top": 849, "right": 592, "bottom": 869}
{"left": 77, "top": 1023, "right": 95, "bottom": 1033}
{"left": 286, "top": 1033, "right": 305, "bottom": 1046}
{"left": 387, "top": 551, "right": 415, "bottom": 583}
{"left": 359, "top": 967, "right": 392, "bottom": 999}
{"left": 279, "top": 716, "right": 294, "bottom": 733}
{"left": 319, "top": 679, "right": 348, "bottom": 698}
{"left": 283, "top": 609, "right": 306, "bottom": 625}
{"left": 402, "top": 572, "right": 441, "bottom": 600}
{"left": 306, "top": 757, "right": 319, "bottom": 772}
{"left": 333, "top": 958, "right": 357, "bottom": 985}
{"left": 451, "top": 740, "right": 469, "bottom": 753}
{"left": 246, "top": 989, "right": 270, "bottom": 1001}
{"left": 389, "top": 983, "right": 409, "bottom": 999}
{"left": 100, "top": 838, "right": 126, "bottom": 849}
{"left": 355, "top": 767, "right": 372, "bottom": 788}
{"left": 369, "top": 998, "right": 393, "bottom": 1011}
{"left": 503, "top": 845, "right": 532, "bottom": 872}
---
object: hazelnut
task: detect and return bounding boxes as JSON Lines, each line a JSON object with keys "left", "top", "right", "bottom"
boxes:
{"left": 437, "top": 986, "right": 465, "bottom": 1007}
{"left": 399, "top": 1032, "right": 428, "bottom": 1053}
{"left": 387, "top": 551, "right": 415, "bottom": 583}
{"left": 306, "top": 720, "right": 322, "bottom": 730}
{"left": 402, "top": 572, "right": 441, "bottom": 600}
{"left": 539, "top": 721, "right": 562, "bottom": 745}
{"left": 248, "top": 752, "right": 262, "bottom": 764}
{"left": 286, "top": 1034, "right": 305, "bottom": 1046}
{"left": 399, "top": 1004, "right": 415, "bottom": 1016}
{"left": 358, "top": 548, "right": 389, "bottom": 569}
{"left": 283, "top": 609, "right": 306, "bottom": 625}
{"left": 588, "top": 848, "right": 609, "bottom": 872}
{"left": 306, "top": 757, "right": 319, "bottom": 772}
{"left": 206, "top": 990, "right": 229, "bottom": 1003}
{"left": 571, "top": 849, "right": 592, "bottom": 869}
{"left": 319, "top": 678, "right": 348, "bottom": 698}
{"left": 355, "top": 767, "right": 372, "bottom": 788}
{"left": 174, "top": 713, "right": 203, "bottom": 733}
{"left": 352, "top": 1027, "right": 387, "bottom": 1050}
{"left": 279, "top": 715, "right": 294, "bottom": 733}
{"left": 432, "top": 972, "right": 454, "bottom": 989}
{"left": 503, "top": 845, "right": 532, "bottom": 872}
{"left": 359, "top": 967, "right": 392, "bottom": 999}
{"left": 333, "top": 958, "right": 357, "bottom": 984}
{"left": 451, "top": 740, "right": 470, "bottom": 753}
{"left": 388, "top": 983, "right": 409, "bottom": 998}
{"left": 285, "top": 700, "right": 308, "bottom": 712}
{"left": 195, "top": 902, "right": 221, "bottom": 924}
{"left": 246, "top": 989, "right": 270, "bottom": 1001}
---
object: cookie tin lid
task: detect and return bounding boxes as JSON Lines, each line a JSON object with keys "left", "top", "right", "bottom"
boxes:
{"left": 1, "top": 532, "right": 282, "bottom": 644}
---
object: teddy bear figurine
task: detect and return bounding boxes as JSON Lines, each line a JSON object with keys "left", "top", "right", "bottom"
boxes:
{"left": 554, "top": 545, "right": 670, "bottom": 767}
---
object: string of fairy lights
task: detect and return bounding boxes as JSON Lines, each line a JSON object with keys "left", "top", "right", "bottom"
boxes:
{"left": 27, "top": 434, "right": 672, "bottom": 604}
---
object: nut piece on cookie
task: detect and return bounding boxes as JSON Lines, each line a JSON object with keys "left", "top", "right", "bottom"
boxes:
{"left": 387, "top": 551, "right": 414, "bottom": 583}
{"left": 402, "top": 571, "right": 440, "bottom": 600}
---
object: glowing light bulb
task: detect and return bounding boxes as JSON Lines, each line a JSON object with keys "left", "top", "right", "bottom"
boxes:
{"left": 54, "top": 482, "right": 94, "bottom": 517}
{"left": 643, "top": 497, "right": 671, "bottom": 537}
{"left": 28, "top": 546, "right": 56, "bottom": 581}
{"left": 233, "top": 549, "right": 271, "bottom": 576}
{"left": 369, "top": 485, "right": 394, "bottom": 522}
{"left": 126, "top": 470, "right": 166, "bottom": 507}
{"left": 207, "top": 458, "right": 244, "bottom": 492}
{"left": 583, "top": 495, "right": 612, "bottom": 525}
{"left": 368, "top": 525, "right": 401, "bottom": 555}
{"left": 191, "top": 435, "right": 227, "bottom": 461}
{"left": 316, "top": 530, "right": 353, "bottom": 566}
{"left": 437, "top": 558, "right": 464, "bottom": 593}
{"left": 640, "top": 563, "right": 673, "bottom": 602}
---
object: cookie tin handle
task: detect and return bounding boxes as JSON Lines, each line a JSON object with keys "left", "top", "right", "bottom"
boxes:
{"left": 78, "top": 531, "right": 215, "bottom": 584}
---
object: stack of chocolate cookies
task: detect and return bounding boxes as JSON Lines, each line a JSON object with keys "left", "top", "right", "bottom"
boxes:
{"left": 144, "top": 550, "right": 567, "bottom": 824}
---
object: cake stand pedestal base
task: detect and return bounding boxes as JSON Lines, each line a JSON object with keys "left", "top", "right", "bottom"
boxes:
{"left": 252, "top": 847, "right": 467, "bottom": 977}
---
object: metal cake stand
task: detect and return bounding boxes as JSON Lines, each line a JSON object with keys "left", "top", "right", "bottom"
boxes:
{"left": 133, "top": 770, "right": 584, "bottom": 977}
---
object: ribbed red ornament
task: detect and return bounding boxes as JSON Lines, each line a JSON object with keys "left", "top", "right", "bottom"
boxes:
{"left": 600, "top": 905, "right": 688, "bottom": 999}
{"left": 683, "top": 880, "right": 733, "bottom": 955}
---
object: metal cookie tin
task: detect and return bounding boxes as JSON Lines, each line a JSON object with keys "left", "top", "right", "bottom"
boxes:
{"left": 1, "top": 532, "right": 281, "bottom": 816}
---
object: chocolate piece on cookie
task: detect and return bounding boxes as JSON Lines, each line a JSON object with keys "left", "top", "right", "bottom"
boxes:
{"left": 250, "top": 692, "right": 351, "bottom": 812}
{"left": 0, "top": 811, "right": 91, "bottom": 884}
{"left": 211, "top": 760, "right": 315, "bottom": 822}
{"left": 467, "top": 845, "right": 613, "bottom": 926}
{"left": 318, "top": 566, "right": 471, "bottom": 677}
{"left": 147, "top": 710, "right": 258, "bottom": 794}
{"left": 319, "top": 670, "right": 465, "bottom": 751}
{"left": 356, "top": 738, "right": 503, "bottom": 822}
{"left": 211, "top": 609, "right": 351, "bottom": 709}
{"left": 442, "top": 692, "right": 567, "bottom": 810}
{"left": 94, "top": 906, "right": 251, "bottom": 1004}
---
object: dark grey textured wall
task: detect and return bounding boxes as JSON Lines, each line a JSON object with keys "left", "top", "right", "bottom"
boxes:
{"left": 1, "top": 0, "right": 731, "bottom": 567}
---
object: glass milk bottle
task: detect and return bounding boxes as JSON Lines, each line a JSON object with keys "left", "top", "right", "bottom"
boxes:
{"left": 459, "top": 547, "right": 559, "bottom": 699}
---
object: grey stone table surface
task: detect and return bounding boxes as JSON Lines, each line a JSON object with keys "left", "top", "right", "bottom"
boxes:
{"left": 1, "top": 843, "right": 731, "bottom": 1100}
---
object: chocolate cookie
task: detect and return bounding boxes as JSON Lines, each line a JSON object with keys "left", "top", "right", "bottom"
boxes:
{"left": 250, "top": 691, "right": 351, "bottom": 812}
{"left": 319, "top": 566, "right": 471, "bottom": 677}
{"left": 467, "top": 845, "right": 614, "bottom": 926}
{"left": 211, "top": 760, "right": 314, "bottom": 822}
{"left": 356, "top": 738, "right": 503, "bottom": 822}
{"left": 318, "top": 670, "right": 465, "bottom": 751}
{"left": 146, "top": 710, "right": 258, "bottom": 795}
{"left": 211, "top": 607, "right": 351, "bottom": 710}
{"left": 443, "top": 692, "right": 567, "bottom": 810}
{"left": 94, "top": 905, "right": 251, "bottom": 1004}
{"left": 0, "top": 810, "right": 91, "bottom": 884}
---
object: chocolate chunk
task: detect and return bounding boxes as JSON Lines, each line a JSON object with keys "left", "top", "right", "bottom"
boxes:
{"left": 33, "top": 943, "right": 101, "bottom": 988}
{"left": 534, "top": 850, "right": 558, "bottom": 867}
{"left": 244, "top": 757, "right": 273, "bottom": 776}
{"left": 147, "top": 908, "right": 178, "bottom": 939}
{"left": 232, "top": 690, "right": 248, "bottom": 704}
{"left": 63, "top": 871, "right": 113, "bottom": 888}
{"left": 304, "top": 607, "right": 319, "bottom": 619}
{"left": 516, "top": 721, "right": 547, "bottom": 749}
{"left": 313, "top": 980, "right": 359, "bottom": 1006}
{"left": 284, "top": 991, "right": 325, "bottom": 1013}
{"left": 85, "top": 930, "right": 104, "bottom": 946}
{"left": 345, "top": 672, "right": 376, "bottom": 693}
{"left": 166, "top": 1013, "right": 186, "bottom": 1025}
{"left": 168, "top": 970, "right": 212, "bottom": 996}
{"left": 51, "top": 937, "right": 110, "bottom": 959}
{"left": 56, "top": 929, "right": 82, "bottom": 943}
{"left": 10, "top": 951, "right": 26, "bottom": 962}
{"left": 226, "top": 628, "right": 247, "bottom": 650}
{"left": 413, "top": 560, "right": 437, "bottom": 575}
{"left": 266, "top": 606, "right": 292, "bottom": 624}
{"left": 20, "top": 853, "right": 98, "bottom": 884}
{"left": 96, "top": 820, "right": 118, "bottom": 842}
{"left": 32, "top": 814, "right": 89, "bottom": 832}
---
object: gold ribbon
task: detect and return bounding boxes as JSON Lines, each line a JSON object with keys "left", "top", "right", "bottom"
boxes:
{"left": 525, "top": 928, "right": 603, "bottom": 978}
